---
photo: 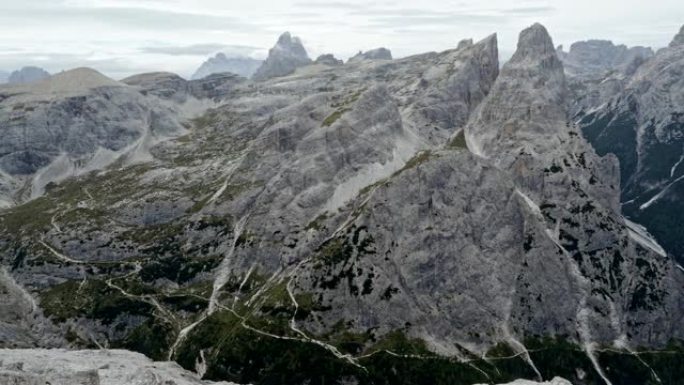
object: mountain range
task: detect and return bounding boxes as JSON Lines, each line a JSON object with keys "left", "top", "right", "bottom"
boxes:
{"left": 0, "top": 23, "right": 683, "bottom": 385}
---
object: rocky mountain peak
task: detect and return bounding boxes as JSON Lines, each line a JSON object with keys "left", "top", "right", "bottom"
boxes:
{"left": 466, "top": 23, "right": 567, "bottom": 161}
{"left": 252, "top": 32, "right": 311, "bottom": 80}
{"left": 273, "top": 31, "right": 308, "bottom": 58}
{"left": 671, "top": 24, "right": 684, "bottom": 47}
{"left": 510, "top": 23, "right": 558, "bottom": 64}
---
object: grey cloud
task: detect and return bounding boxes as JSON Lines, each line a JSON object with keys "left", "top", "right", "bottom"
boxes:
{"left": 0, "top": 5, "right": 261, "bottom": 32}
{"left": 140, "top": 44, "right": 262, "bottom": 56}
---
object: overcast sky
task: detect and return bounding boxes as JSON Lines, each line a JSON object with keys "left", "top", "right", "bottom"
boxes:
{"left": 0, "top": 0, "right": 682, "bottom": 79}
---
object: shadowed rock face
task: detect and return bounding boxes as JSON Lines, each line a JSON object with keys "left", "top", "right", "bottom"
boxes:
{"left": 252, "top": 32, "right": 312, "bottom": 80}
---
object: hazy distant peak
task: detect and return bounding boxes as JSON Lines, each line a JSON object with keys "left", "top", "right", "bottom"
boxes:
{"left": 7, "top": 66, "right": 50, "bottom": 85}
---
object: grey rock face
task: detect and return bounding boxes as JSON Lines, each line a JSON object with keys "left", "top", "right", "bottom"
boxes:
{"left": 348, "top": 48, "right": 393, "bottom": 62}
{"left": 7, "top": 67, "right": 50, "bottom": 85}
{"left": 191, "top": 53, "right": 263, "bottom": 80}
{"left": 252, "top": 32, "right": 312, "bottom": 80}
{"left": 314, "top": 54, "right": 343, "bottom": 66}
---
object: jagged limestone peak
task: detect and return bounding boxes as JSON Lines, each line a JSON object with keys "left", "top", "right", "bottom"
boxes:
{"left": 510, "top": 23, "right": 561, "bottom": 68}
{"left": 253, "top": 32, "right": 311, "bottom": 80}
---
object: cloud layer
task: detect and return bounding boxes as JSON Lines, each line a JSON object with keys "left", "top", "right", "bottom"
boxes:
{"left": 0, "top": 0, "right": 681, "bottom": 79}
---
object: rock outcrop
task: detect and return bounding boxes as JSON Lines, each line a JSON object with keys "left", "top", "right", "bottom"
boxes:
{"left": 191, "top": 53, "right": 262, "bottom": 80}
{"left": 314, "top": 54, "right": 343, "bottom": 66}
{"left": 7, "top": 66, "right": 50, "bottom": 85}
{"left": 0, "top": 349, "right": 237, "bottom": 385}
{"left": 252, "top": 32, "right": 311, "bottom": 80}
{"left": 348, "top": 47, "right": 392, "bottom": 62}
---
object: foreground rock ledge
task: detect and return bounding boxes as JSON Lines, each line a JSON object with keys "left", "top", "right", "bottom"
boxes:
{"left": 0, "top": 349, "right": 238, "bottom": 385}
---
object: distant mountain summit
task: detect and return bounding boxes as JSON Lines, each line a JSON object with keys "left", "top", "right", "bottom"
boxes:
{"left": 557, "top": 40, "right": 653, "bottom": 77}
{"left": 7, "top": 66, "right": 50, "bottom": 85}
{"left": 348, "top": 47, "right": 392, "bottom": 62}
{"left": 191, "top": 53, "right": 262, "bottom": 80}
{"left": 252, "top": 32, "right": 311, "bottom": 80}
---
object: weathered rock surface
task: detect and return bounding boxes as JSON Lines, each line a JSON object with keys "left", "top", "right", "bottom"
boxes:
{"left": 252, "top": 32, "right": 311, "bottom": 80}
{"left": 7, "top": 67, "right": 50, "bottom": 85}
{"left": 191, "top": 53, "right": 262, "bottom": 80}
{"left": 0, "top": 349, "right": 238, "bottom": 385}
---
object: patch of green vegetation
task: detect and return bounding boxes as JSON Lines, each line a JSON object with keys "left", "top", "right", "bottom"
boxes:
{"left": 39, "top": 279, "right": 152, "bottom": 324}
{"left": 447, "top": 130, "right": 468, "bottom": 150}
{"left": 391, "top": 151, "right": 434, "bottom": 179}
{"left": 366, "top": 330, "right": 433, "bottom": 356}
{"left": 116, "top": 318, "right": 175, "bottom": 361}
{"left": 305, "top": 212, "right": 331, "bottom": 231}
{"left": 177, "top": 310, "right": 361, "bottom": 384}
{"left": 322, "top": 108, "right": 351, "bottom": 127}
{"left": 139, "top": 254, "right": 223, "bottom": 285}
{"left": 192, "top": 110, "right": 220, "bottom": 130}
{"left": 0, "top": 196, "right": 55, "bottom": 233}
{"left": 316, "top": 238, "right": 355, "bottom": 266}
